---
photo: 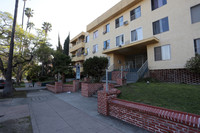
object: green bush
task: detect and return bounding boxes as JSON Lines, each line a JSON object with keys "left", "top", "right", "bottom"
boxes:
{"left": 185, "top": 55, "right": 200, "bottom": 73}
{"left": 83, "top": 56, "right": 108, "bottom": 82}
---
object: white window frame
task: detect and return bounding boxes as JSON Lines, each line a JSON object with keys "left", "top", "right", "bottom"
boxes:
{"left": 116, "top": 34, "right": 125, "bottom": 46}
{"left": 130, "top": 27, "right": 143, "bottom": 43}
{"left": 154, "top": 44, "right": 171, "bottom": 61}
{"left": 103, "top": 40, "right": 110, "bottom": 50}
{"left": 93, "top": 44, "right": 98, "bottom": 54}
{"left": 85, "top": 36, "right": 89, "bottom": 43}
{"left": 93, "top": 30, "right": 98, "bottom": 39}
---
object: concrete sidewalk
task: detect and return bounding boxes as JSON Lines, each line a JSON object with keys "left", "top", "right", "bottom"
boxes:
{"left": 28, "top": 90, "right": 124, "bottom": 133}
{"left": 55, "top": 92, "right": 149, "bottom": 133}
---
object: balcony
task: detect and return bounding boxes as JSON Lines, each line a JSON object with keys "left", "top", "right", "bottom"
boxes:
{"left": 72, "top": 55, "right": 85, "bottom": 62}
{"left": 70, "top": 42, "right": 85, "bottom": 53}
{"left": 102, "top": 37, "right": 159, "bottom": 55}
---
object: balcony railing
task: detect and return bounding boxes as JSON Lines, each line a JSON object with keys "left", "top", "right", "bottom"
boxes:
{"left": 72, "top": 55, "right": 85, "bottom": 62}
{"left": 70, "top": 42, "right": 85, "bottom": 53}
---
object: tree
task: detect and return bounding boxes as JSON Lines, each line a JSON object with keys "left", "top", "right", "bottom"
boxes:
{"left": 42, "top": 22, "right": 52, "bottom": 37}
{"left": 63, "top": 33, "right": 70, "bottom": 56}
{"left": 21, "top": 0, "right": 27, "bottom": 28}
{"left": 57, "top": 34, "right": 62, "bottom": 52}
{"left": 83, "top": 56, "right": 108, "bottom": 82}
{"left": 3, "top": 0, "right": 19, "bottom": 97}
{"left": 26, "top": 64, "right": 41, "bottom": 82}
{"left": 25, "top": 8, "right": 33, "bottom": 31}
{"left": 185, "top": 55, "right": 200, "bottom": 74}
{"left": 35, "top": 42, "right": 53, "bottom": 77}
{"left": 27, "top": 22, "right": 34, "bottom": 32}
{"left": 52, "top": 51, "right": 71, "bottom": 83}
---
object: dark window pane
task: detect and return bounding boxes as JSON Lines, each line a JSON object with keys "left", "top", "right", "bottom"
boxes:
{"left": 154, "top": 47, "right": 162, "bottom": 61}
{"left": 152, "top": 0, "right": 167, "bottom": 10}
{"left": 195, "top": 39, "right": 200, "bottom": 55}
{"left": 191, "top": 4, "right": 200, "bottom": 24}
{"left": 153, "top": 20, "right": 160, "bottom": 35}
{"left": 162, "top": 17, "right": 169, "bottom": 32}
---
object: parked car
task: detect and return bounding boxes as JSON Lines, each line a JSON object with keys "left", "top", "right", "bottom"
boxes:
{"left": 0, "top": 79, "right": 5, "bottom": 89}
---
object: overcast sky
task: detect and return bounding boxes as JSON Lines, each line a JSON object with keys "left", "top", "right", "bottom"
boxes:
{"left": 0, "top": 0, "right": 120, "bottom": 49}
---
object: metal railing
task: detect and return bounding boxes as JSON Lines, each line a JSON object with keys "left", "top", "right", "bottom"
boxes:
{"left": 137, "top": 60, "right": 148, "bottom": 79}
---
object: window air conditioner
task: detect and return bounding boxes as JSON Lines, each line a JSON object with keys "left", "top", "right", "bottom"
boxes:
{"left": 124, "top": 21, "right": 128, "bottom": 25}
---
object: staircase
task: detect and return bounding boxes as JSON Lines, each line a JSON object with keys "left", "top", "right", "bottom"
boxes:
{"left": 126, "top": 60, "right": 148, "bottom": 83}
{"left": 102, "top": 61, "right": 148, "bottom": 84}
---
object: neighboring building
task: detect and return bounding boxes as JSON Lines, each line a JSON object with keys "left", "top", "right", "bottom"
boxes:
{"left": 70, "top": 32, "right": 86, "bottom": 73}
{"left": 82, "top": 0, "right": 200, "bottom": 84}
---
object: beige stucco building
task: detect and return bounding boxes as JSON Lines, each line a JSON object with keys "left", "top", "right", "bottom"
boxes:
{"left": 70, "top": 32, "right": 86, "bottom": 72}
{"left": 70, "top": 0, "right": 200, "bottom": 83}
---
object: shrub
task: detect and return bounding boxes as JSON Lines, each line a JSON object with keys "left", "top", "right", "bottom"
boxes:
{"left": 185, "top": 55, "right": 200, "bottom": 73}
{"left": 83, "top": 56, "right": 108, "bottom": 82}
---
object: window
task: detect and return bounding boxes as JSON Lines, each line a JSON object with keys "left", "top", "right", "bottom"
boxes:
{"left": 103, "top": 40, "right": 110, "bottom": 50}
{"left": 153, "top": 17, "right": 169, "bottom": 35}
{"left": 115, "top": 16, "right": 123, "bottom": 28}
{"left": 130, "top": 6, "right": 141, "bottom": 21}
{"left": 85, "top": 48, "right": 89, "bottom": 56}
{"left": 154, "top": 44, "right": 171, "bottom": 61}
{"left": 116, "top": 35, "right": 124, "bottom": 46}
{"left": 85, "top": 36, "right": 89, "bottom": 43}
{"left": 131, "top": 27, "right": 143, "bottom": 42}
{"left": 93, "top": 44, "right": 98, "bottom": 53}
{"left": 103, "top": 24, "right": 110, "bottom": 34}
{"left": 194, "top": 39, "right": 200, "bottom": 55}
{"left": 93, "top": 30, "right": 98, "bottom": 39}
{"left": 191, "top": 4, "right": 200, "bottom": 24}
{"left": 151, "top": 0, "right": 167, "bottom": 10}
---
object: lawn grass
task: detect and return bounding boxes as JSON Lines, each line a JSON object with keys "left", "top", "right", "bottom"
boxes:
{"left": 13, "top": 83, "right": 25, "bottom": 88}
{"left": 117, "top": 82, "right": 200, "bottom": 115}
{"left": 0, "top": 91, "right": 27, "bottom": 99}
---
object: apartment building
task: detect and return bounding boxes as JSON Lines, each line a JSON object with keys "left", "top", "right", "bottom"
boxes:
{"left": 70, "top": 32, "right": 86, "bottom": 73}
{"left": 80, "top": 0, "right": 200, "bottom": 83}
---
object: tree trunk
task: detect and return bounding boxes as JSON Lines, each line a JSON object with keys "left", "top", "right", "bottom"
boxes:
{"left": 22, "top": 0, "right": 26, "bottom": 28}
{"left": 3, "top": 0, "right": 19, "bottom": 97}
{"left": 62, "top": 73, "right": 66, "bottom": 83}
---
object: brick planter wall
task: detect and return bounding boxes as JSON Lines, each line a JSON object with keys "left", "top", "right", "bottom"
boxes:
{"left": 103, "top": 83, "right": 115, "bottom": 91}
{"left": 150, "top": 69, "right": 200, "bottom": 84}
{"left": 116, "top": 78, "right": 127, "bottom": 86}
{"left": 98, "top": 91, "right": 200, "bottom": 133}
{"left": 81, "top": 82, "right": 103, "bottom": 97}
{"left": 46, "top": 81, "right": 79, "bottom": 93}
{"left": 112, "top": 71, "right": 128, "bottom": 81}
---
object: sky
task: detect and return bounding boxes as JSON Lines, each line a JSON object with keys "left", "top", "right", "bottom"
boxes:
{"left": 0, "top": 0, "right": 121, "bottom": 49}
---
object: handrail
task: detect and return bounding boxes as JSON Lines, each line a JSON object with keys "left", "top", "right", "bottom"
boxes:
{"left": 137, "top": 60, "right": 148, "bottom": 79}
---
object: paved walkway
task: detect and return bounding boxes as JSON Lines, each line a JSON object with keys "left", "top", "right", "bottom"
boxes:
{"left": 0, "top": 89, "right": 149, "bottom": 133}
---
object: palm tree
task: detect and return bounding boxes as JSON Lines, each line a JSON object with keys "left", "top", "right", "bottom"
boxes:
{"left": 25, "top": 8, "right": 33, "bottom": 31}
{"left": 27, "top": 22, "right": 35, "bottom": 32}
{"left": 3, "top": 0, "right": 19, "bottom": 97}
{"left": 42, "top": 22, "right": 52, "bottom": 37}
{"left": 22, "top": 0, "right": 27, "bottom": 28}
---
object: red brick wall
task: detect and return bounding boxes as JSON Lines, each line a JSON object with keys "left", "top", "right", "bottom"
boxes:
{"left": 46, "top": 81, "right": 77, "bottom": 93}
{"left": 98, "top": 91, "right": 200, "bottom": 133}
{"left": 150, "top": 69, "right": 200, "bottom": 84}
{"left": 112, "top": 71, "right": 128, "bottom": 81}
{"left": 81, "top": 83, "right": 103, "bottom": 97}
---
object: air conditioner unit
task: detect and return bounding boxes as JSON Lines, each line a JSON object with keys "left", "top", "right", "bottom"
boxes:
{"left": 103, "top": 47, "right": 106, "bottom": 50}
{"left": 118, "top": 45, "right": 122, "bottom": 47}
{"left": 103, "top": 31, "right": 107, "bottom": 35}
{"left": 92, "top": 51, "right": 96, "bottom": 54}
{"left": 124, "top": 21, "right": 128, "bottom": 26}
